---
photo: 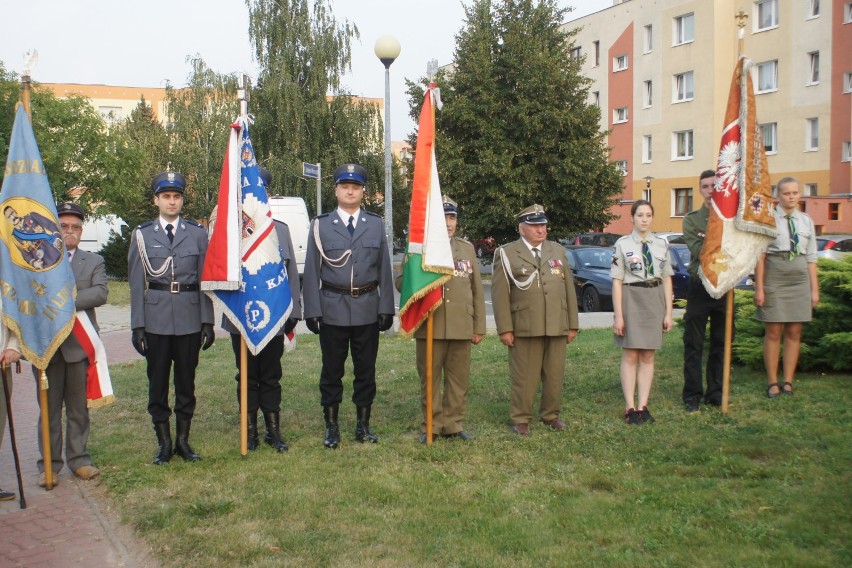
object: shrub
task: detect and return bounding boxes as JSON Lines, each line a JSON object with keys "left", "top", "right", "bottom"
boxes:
{"left": 100, "top": 227, "right": 130, "bottom": 279}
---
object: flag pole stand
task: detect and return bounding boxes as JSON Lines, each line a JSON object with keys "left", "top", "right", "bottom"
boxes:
{"left": 425, "top": 314, "right": 434, "bottom": 447}
{"left": 240, "top": 337, "right": 248, "bottom": 456}
{"left": 721, "top": 289, "right": 734, "bottom": 415}
{"left": 2, "top": 366, "right": 26, "bottom": 508}
{"left": 37, "top": 370, "right": 54, "bottom": 489}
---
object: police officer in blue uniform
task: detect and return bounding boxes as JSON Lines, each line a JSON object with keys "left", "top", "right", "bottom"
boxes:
{"left": 303, "top": 164, "right": 395, "bottom": 449}
{"left": 128, "top": 171, "right": 215, "bottom": 464}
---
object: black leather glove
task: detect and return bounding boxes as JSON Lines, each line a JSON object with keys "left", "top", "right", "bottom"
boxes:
{"left": 200, "top": 323, "right": 215, "bottom": 350}
{"left": 131, "top": 328, "right": 147, "bottom": 356}
{"left": 377, "top": 314, "right": 394, "bottom": 332}
{"left": 305, "top": 317, "right": 322, "bottom": 334}
{"left": 283, "top": 317, "right": 299, "bottom": 335}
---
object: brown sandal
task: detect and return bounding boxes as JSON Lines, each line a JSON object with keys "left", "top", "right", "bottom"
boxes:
{"left": 766, "top": 383, "right": 781, "bottom": 398}
{"left": 781, "top": 381, "right": 794, "bottom": 395}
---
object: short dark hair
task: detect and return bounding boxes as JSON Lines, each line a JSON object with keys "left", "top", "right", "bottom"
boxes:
{"left": 631, "top": 199, "right": 654, "bottom": 216}
{"left": 699, "top": 170, "right": 716, "bottom": 182}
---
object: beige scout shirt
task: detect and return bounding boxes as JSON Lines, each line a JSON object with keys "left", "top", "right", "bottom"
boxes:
{"left": 611, "top": 231, "right": 674, "bottom": 284}
{"left": 765, "top": 207, "right": 818, "bottom": 262}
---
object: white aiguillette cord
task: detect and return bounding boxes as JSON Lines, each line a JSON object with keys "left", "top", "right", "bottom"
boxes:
{"left": 311, "top": 219, "right": 355, "bottom": 289}
{"left": 135, "top": 228, "right": 174, "bottom": 281}
{"left": 496, "top": 246, "right": 539, "bottom": 290}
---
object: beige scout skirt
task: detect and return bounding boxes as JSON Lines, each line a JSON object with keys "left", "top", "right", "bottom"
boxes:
{"left": 614, "top": 282, "right": 666, "bottom": 350}
{"left": 756, "top": 254, "right": 812, "bottom": 323}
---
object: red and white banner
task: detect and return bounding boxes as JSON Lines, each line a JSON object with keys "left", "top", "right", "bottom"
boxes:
{"left": 71, "top": 311, "right": 114, "bottom": 409}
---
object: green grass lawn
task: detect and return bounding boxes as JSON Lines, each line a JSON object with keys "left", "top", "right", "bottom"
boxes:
{"left": 92, "top": 328, "right": 851, "bottom": 567}
{"left": 107, "top": 280, "right": 130, "bottom": 306}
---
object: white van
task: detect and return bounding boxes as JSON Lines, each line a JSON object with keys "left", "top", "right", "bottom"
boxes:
{"left": 268, "top": 196, "right": 310, "bottom": 276}
{"left": 78, "top": 214, "right": 127, "bottom": 253}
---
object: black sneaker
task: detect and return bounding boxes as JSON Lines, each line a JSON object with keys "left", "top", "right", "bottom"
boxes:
{"left": 623, "top": 408, "right": 640, "bottom": 425}
{"left": 638, "top": 407, "right": 655, "bottom": 424}
{"left": 685, "top": 400, "right": 700, "bottom": 413}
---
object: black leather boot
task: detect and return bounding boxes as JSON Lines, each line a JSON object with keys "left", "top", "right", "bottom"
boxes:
{"left": 247, "top": 411, "right": 259, "bottom": 451}
{"left": 355, "top": 406, "right": 379, "bottom": 443}
{"left": 323, "top": 405, "right": 340, "bottom": 449}
{"left": 263, "top": 411, "right": 289, "bottom": 452}
{"left": 152, "top": 422, "right": 172, "bottom": 465}
{"left": 174, "top": 419, "right": 201, "bottom": 461}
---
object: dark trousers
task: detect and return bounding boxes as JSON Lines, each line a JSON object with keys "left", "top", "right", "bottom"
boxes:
{"left": 682, "top": 280, "right": 726, "bottom": 404}
{"left": 146, "top": 332, "right": 201, "bottom": 423}
{"left": 319, "top": 322, "right": 379, "bottom": 408}
{"left": 230, "top": 333, "right": 285, "bottom": 413}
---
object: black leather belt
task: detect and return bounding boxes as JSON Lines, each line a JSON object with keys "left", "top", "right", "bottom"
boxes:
{"left": 322, "top": 280, "right": 378, "bottom": 297}
{"left": 148, "top": 282, "right": 199, "bottom": 293}
{"left": 625, "top": 280, "right": 662, "bottom": 288}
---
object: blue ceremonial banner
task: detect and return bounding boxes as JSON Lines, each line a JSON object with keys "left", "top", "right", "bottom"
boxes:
{"left": 0, "top": 105, "right": 76, "bottom": 368}
{"left": 202, "top": 118, "right": 292, "bottom": 355}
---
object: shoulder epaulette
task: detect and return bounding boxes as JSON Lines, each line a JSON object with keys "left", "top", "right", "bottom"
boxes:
{"left": 455, "top": 236, "right": 472, "bottom": 245}
{"left": 135, "top": 221, "right": 154, "bottom": 230}
{"left": 183, "top": 219, "right": 202, "bottom": 228}
{"left": 364, "top": 210, "right": 382, "bottom": 218}
{"left": 313, "top": 213, "right": 330, "bottom": 221}
{"left": 273, "top": 218, "right": 289, "bottom": 226}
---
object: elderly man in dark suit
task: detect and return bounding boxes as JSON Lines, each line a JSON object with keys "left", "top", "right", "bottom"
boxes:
{"left": 128, "top": 171, "right": 215, "bottom": 464}
{"left": 303, "top": 163, "right": 395, "bottom": 449}
{"left": 35, "top": 202, "right": 108, "bottom": 487}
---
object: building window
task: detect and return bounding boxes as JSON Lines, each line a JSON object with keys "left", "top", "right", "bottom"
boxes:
{"left": 842, "top": 141, "right": 851, "bottom": 162}
{"left": 613, "top": 107, "right": 629, "bottom": 124}
{"left": 760, "top": 123, "right": 777, "bottom": 154}
{"left": 614, "top": 54, "right": 628, "bottom": 72}
{"left": 807, "top": 0, "right": 820, "bottom": 18}
{"left": 829, "top": 203, "right": 840, "bottom": 221}
{"left": 673, "top": 130, "right": 694, "bottom": 160}
{"left": 755, "top": 0, "right": 779, "bottom": 31}
{"left": 642, "top": 135, "right": 652, "bottom": 163}
{"left": 673, "top": 188, "right": 693, "bottom": 217}
{"left": 844, "top": 73, "right": 852, "bottom": 93}
{"left": 807, "top": 52, "right": 820, "bottom": 85}
{"left": 643, "top": 80, "right": 653, "bottom": 108}
{"left": 673, "top": 71, "right": 694, "bottom": 102}
{"left": 846, "top": 2, "right": 852, "bottom": 23}
{"left": 642, "top": 189, "right": 652, "bottom": 202}
{"left": 570, "top": 46, "right": 582, "bottom": 61}
{"left": 98, "top": 106, "right": 123, "bottom": 125}
{"left": 805, "top": 118, "right": 819, "bottom": 151}
{"left": 593, "top": 41, "right": 600, "bottom": 67}
{"left": 803, "top": 183, "right": 818, "bottom": 196}
{"left": 756, "top": 60, "right": 778, "bottom": 93}
{"left": 643, "top": 25, "right": 653, "bottom": 53}
{"left": 592, "top": 91, "right": 600, "bottom": 106}
{"left": 673, "top": 13, "right": 694, "bottom": 45}
{"left": 615, "top": 160, "right": 628, "bottom": 176}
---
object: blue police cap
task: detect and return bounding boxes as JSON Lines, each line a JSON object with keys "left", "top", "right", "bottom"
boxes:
{"left": 516, "top": 204, "right": 548, "bottom": 225}
{"left": 259, "top": 167, "right": 272, "bottom": 187}
{"left": 442, "top": 195, "right": 458, "bottom": 216}
{"left": 151, "top": 171, "right": 186, "bottom": 194}
{"left": 57, "top": 202, "right": 86, "bottom": 221}
{"left": 333, "top": 164, "right": 367, "bottom": 186}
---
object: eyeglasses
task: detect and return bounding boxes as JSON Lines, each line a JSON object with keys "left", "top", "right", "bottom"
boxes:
{"left": 61, "top": 223, "right": 83, "bottom": 231}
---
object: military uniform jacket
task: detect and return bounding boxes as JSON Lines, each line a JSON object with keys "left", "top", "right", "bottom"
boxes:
{"left": 58, "top": 249, "right": 108, "bottom": 363}
{"left": 492, "top": 239, "right": 579, "bottom": 337}
{"left": 413, "top": 237, "right": 485, "bottom": 341}
{"left": 128, "top": 218, "right": 214, "bottom": 335}
{"left": 221, "top": 220, "right": 302, "bottom": 334}
{"left": 303, "top": 210, "right": 394, "bottom": 326}
{"left": 683, "top": 205, "right": 709, "bottom": 279}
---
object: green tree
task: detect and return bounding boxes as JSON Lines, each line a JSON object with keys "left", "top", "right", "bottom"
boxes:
{"left": 407, "top": 0, "right": 623, "bottom": 244}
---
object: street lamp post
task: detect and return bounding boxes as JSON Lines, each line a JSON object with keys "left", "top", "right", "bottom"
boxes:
{"left": 374, "top": 35, "right": 401, "bottom": 265}
{"left": 644, "top": 175, "right": 654, "bottom": 202}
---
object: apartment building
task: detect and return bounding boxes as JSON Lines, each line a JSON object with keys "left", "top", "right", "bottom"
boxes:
{"left": 566, "top": 0, "right": 851, "bottom": 234}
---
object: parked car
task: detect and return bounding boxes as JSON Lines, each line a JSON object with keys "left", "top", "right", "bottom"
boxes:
{"left": 472, "top": 236, "right": 497, "bottom": 258}
{"left": 561, "top": 232, "right": 621, "bottom": 247}
{"left": 655, "top": 231, "right": 686, "bottom": 244}
{"left": 816, "top": 235, "right": 852, "bottom": 260}
{"left": 563, "top": 245, "right": 614, "bottom": 312}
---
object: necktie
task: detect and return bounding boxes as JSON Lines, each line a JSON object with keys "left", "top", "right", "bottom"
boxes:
{"left": 166, "top": 223, "right": 174, "bottom": 244}
{"left": 533, "top": 247, "right": 541, "bottom": 268}
{"left": 786, "top": 215, "right": 799, "bottom": 260}
{"left": 347, "top": 216, "right": 355, "bottom": 236}
{"left": 642, "top": 241, "right": 654, "bottom": 277}
{"left": 67, "top": 251, "right": 72, "bottom": 261}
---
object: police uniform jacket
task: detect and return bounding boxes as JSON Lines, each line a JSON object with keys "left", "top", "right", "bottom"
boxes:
{"left": 58, "top": 249, "right": 108, "bottom": 363}
{"left": 221, "top": 220, "right": 302, "bottom": 334}
{"left": 611, "top": 231, "right": 674, "bottom": 283}
{"left": 303, "top": 210, "right": 394, "bottom": 326}
{"left": 128, "top": 218, "right": 214, "bottom": 335}
{"left": 413, "top": 237, "right": 485, "bottom": 341}
{"left": 492, "top": 239, "right": 579, "bottom": 337}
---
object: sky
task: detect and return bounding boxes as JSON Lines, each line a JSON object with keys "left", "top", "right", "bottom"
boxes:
{"left": 1, "top": 0, "right": 610, "bottom": 140}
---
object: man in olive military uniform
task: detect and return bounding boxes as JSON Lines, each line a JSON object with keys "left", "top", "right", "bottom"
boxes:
{"left": 303, "top": 163, "right": 395, "bottom": 449}
{"left": 682, "top": 169, "right": 726, "bottom": 412}
{"left": 128, "top": 171, "right": 215, "bottom": 464}
{"left": 492, "top": 204, "right": 580, "bottom": 436}
{"left": 34, "top": 202, "right": 107, "bottom": 487}
{"left": 221, "top": 168, "right": 302, "bottom": 452}
{"left": 400, "top": 196, "right": 486, "bottom": 443}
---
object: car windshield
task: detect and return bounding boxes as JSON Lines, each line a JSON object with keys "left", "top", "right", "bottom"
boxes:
{"left": 574, "top": 248, "right": 613, "bottom": 269}
{"left": 673, "top": 247, "right": 690, "bottom": 265}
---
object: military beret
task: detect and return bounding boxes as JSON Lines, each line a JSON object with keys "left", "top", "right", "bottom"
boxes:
{"left": 516, "top": 204, "right": 548, "bottom": 225}
{"left": 150, "top": 171, "right": 186, "bottom": 194}
{"left": 259, "top": 167, "right": 272, "bottom": 187}
{"left": 57, "top": 202, "right": 85, "bottom": 221}
{"left": 442, "top": 195, "right": 458, "bottom": 216}
{"left": 333, "top": 163, "right": 367, "bottom": 186}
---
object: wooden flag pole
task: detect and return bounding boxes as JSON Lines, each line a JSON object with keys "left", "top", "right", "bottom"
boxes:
{"left": 425, "top": 313, "right": 434, "bottom": 447}
{"left": 721, "top": 289, "right": 734, "bottom": 415}
{"left": 2, "top": 366, "right": 26, "bottom": 507}
{"left": 240, "top": 336, "right": 248, "bottom": 456}
{"left": 37, "top": 370, "right": 54, "bottom": 489}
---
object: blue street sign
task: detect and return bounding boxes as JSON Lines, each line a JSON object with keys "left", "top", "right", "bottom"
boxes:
{"left": 302, "top": 162, "right": 319, "bottom": 179}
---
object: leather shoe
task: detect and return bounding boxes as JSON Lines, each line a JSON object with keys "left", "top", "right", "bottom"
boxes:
{"left": 512, "top": 423, "right": 530, "bottom": 436}
{"left": 38, "top": 472, "right": 59, "bottom": 488}
{"left": 0, "top": 488, "right": 15, "bottom": 501}
{"left": 542, "top": 418, "right": 566, "bottom": 431}
{"left": 74, "top": 465, "right": 101, "bottom": 480}
{"left": 443, "top": 431, "right": 474, "bottom": 440}
{"left": 419, "top": 432, "right": 438, "bottom": 444}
